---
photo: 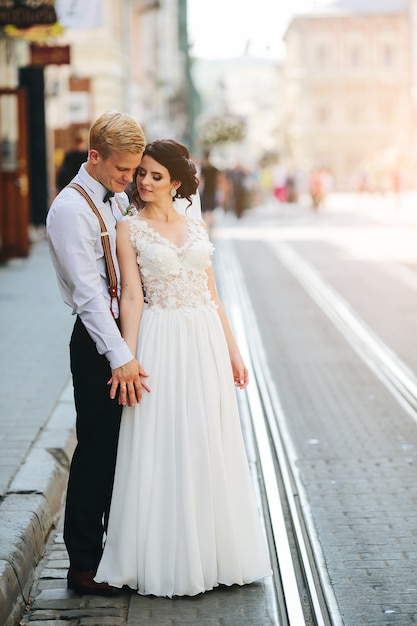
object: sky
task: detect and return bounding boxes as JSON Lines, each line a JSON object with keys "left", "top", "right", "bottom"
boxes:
{"left": 187, "top": 0, "right": 321, "bottom": 60}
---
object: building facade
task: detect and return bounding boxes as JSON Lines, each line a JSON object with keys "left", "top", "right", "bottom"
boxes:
{"left": 282, "top": 0, "right": 412, "bottom": 190}
{"left": 48, "top": 0, "right": 194, "bottom": 191}
{"left": 0, "top": 0, "right": 195, "bottom": 260}
{"left": 191, "top": 56, "right": 281, "bottom": 169}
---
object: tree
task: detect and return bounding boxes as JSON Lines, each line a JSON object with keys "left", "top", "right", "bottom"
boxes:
{"left": 196, "top": 112, "right": 246, "bottom": 151}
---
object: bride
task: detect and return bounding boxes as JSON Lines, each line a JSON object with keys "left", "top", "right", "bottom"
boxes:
{"left": 95, "top": 139, "right": 271, "bottom": 597}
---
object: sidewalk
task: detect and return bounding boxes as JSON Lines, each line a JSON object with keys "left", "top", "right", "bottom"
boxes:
{"left": 1, "top": 238, "right": 278, "bottom": 626}
{"left": 0, "top": 239, "right": 76, "bottom": 626}
{"left": 19, "top": 509, "right": 277, "bottom": 625}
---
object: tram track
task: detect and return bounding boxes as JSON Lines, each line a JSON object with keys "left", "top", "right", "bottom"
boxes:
{"left": 217, "top": 240, "right": 341, "bottom": 626}
{"left": 218, "top": 234, "right": 417, "bottom": 625}
{"left": 267, "top": 240, "right": 417, "bottom": 422}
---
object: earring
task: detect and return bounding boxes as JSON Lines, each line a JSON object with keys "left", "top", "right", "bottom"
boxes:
{"left": 170, "top": 188, "right": 177, "bottom": 198}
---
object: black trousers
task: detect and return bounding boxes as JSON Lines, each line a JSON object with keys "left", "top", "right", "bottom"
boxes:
{"left": 64, "top": 316, "right": 122, "bottom": 571}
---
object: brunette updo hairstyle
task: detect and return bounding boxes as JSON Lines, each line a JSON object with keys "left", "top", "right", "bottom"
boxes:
{"left": 129, "top": 139, "right": 199, "bottom": 209}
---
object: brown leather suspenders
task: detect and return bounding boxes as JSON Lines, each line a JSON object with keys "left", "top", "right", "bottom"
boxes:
{"left": 68, "top": 183, "right": 119, "bottom": 318}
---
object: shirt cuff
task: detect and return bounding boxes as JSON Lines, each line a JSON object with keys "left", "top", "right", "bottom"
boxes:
{"left": 106, "top": 341, "right": 135, "bottom": 370}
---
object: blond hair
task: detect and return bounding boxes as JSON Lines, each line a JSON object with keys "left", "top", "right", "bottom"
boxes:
{"left": 89, "top": 111, "right": 146, "bottom": 159}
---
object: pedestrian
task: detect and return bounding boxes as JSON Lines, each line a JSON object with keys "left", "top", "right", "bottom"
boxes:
{"left": 309, "top": 167, "right": 324, "bottom": 211}
{"left": 56, "top": 131, "right": 88, "bottom": 191}
{"left": 46, "top": 111, "right": 150, "bottom": 596}
{"left": 94, "top": 139, "right": 272, "bottom": 597}
{"left": 228, "top": 163, "right": 248, "bottom": 218}
{"left": 309, "top": 167, "right": 333, "bottom": 212}
{"left": 272, "top": 160, "right": 287, "bottom": 203}
{"left": 199, "top": 150, "right": 219, "bottom": 236}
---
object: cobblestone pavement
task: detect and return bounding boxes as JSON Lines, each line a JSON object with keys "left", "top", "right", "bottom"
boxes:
{"left": 0, "top": 238, "right": 73, "bottom": 499}
{"left": 221, "top": 194, "right": 417, "bottom": 625}
{"left": 0, "top": 238, "right": 75, "bottom": 626}
{"left": 20, "top": 514, "right": 276, "bottom": 626}
{"left": 3, "top": 236, "right": 277, "bottom": 626}
{"left": 6, "top": 193, "right": 417, "bottom": 626}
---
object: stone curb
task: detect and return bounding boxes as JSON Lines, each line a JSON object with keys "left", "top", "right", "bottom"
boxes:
{"left": 0, "top": 381, "right": 75, "bottom": 626}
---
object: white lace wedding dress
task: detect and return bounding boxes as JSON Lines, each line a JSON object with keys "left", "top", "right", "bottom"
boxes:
{"left": 95, "top": 216, "right": 271, "bottom": 597}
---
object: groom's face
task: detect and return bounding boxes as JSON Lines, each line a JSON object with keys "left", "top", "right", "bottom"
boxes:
{"left": 90, "top": 149, "right": 143, "bottom": 193}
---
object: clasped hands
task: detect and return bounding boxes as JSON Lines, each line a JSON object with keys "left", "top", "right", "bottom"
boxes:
{"left": 109, "top": 359, "right": 150, "bottom": 406}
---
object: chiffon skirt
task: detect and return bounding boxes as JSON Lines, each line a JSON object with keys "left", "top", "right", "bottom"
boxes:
{"left": 95, "top": 306, "right": 272, "bottom": 597}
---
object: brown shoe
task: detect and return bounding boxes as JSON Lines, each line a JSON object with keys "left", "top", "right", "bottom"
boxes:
{"left": 67, "top": 568, "right": 120, "bottom": 596}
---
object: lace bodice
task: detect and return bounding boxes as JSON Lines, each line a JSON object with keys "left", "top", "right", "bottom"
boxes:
{"left": 128, "top": 216, "right": 216, "bottom": 313}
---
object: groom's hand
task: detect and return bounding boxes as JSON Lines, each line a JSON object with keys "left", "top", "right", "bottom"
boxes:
{"left": 109, "top": 359, "right": 150, "bottom": 406}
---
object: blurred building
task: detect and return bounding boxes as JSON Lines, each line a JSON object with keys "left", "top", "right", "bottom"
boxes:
{"left": 0, "top": 0, "right": 197, "bottom": 260}
{"left": 282, "top": 0, "right": 412, "bottom": 190}
{"left": 191, "top": 56, "right": 281, "bottom": 169}
{"left": 0, "top": 0, "right": 60, "bottom": 259}
{"left": 48, "top": 0, "right": 195, "bottom": 194}
{"left": 49, "top": 0, "right": 194, "bottom": 139}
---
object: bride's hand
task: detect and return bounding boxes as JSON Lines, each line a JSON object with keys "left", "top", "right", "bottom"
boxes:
{"left": 230, "top": 352, "right": 249, "bottom": 389}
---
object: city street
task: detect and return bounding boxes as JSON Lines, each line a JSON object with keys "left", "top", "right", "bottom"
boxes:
{"left": 1, "top": 1, "right": 415, "bottom": 623}
{"left": 216, "top": 191, "right": 417, "bottom": 625}
{"left": 3, "top": 192, "right": 417, "bottom": 625}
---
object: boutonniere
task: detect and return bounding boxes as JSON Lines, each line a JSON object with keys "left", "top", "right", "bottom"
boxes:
{"left": 123, "top": 203, "right": 138, "bottom": 217}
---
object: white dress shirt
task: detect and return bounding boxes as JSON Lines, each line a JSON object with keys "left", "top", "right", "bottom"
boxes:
{"left": 47, "top": 165, "right": 202, "bottom": 370}
{"left": 47, "top": 164, "right": 134, "bottom": 369}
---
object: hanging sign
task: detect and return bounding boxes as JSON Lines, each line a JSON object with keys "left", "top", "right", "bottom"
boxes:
{"left": 0, "top": 4, "right": 57, "bottom": 28}
{"left": 30, "top": 43, "right": 71, "bottom": 66}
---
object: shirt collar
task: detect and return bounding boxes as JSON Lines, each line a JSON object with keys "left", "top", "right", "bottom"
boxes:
{"left": 77, "top": 163, "right": 108, "bottom": 204}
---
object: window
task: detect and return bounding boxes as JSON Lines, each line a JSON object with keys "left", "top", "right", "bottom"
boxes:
{"left": 382, "top": 44, "right": 394, "bottom": 66}
{"left": 347, "top": 105, "right": 362, "bottom": 124}
{"left": 378, "top": 87, "right": 397, "bottom": 124}
{"left": 316, "top": 45, "right": 329, "bottom": 65}
{"left": 316, "top": 105, "right": 330, "bottom": 124}
{"left": 350, "top": 45, "right": 362, "bottom": 66}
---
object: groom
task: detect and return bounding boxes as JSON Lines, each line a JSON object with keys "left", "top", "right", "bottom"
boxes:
{"left": 47, "top": 111, "right": 149, "bottom": 595}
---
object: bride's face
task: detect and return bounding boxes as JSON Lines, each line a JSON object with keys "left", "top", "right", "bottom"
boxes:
{"left": 136, "top": 155, "right": 178, "bottom": 204}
